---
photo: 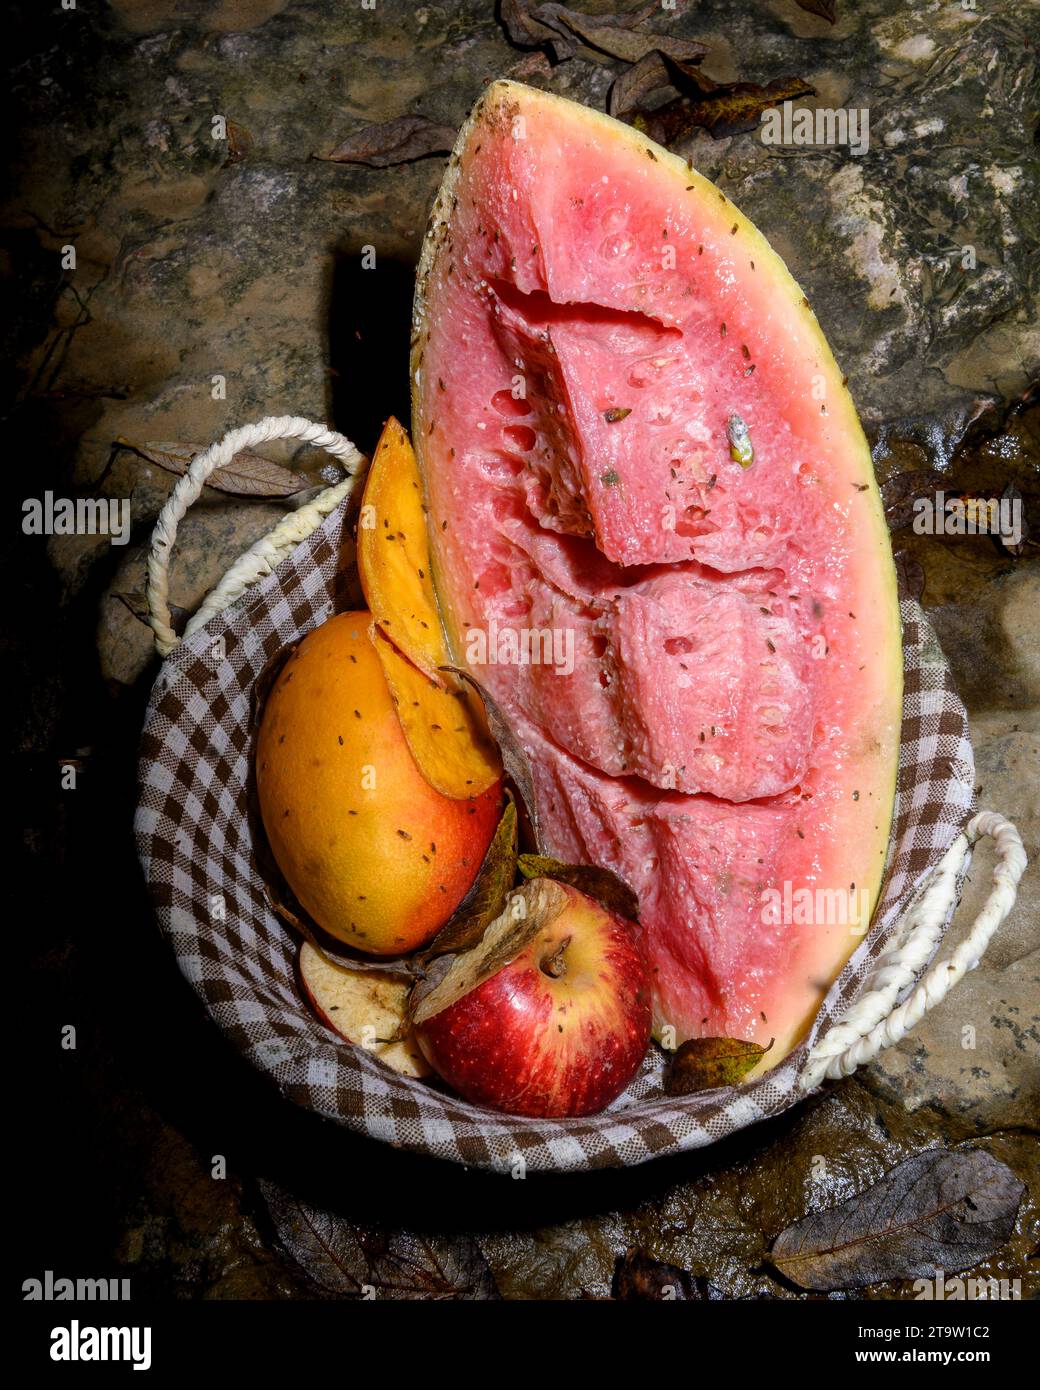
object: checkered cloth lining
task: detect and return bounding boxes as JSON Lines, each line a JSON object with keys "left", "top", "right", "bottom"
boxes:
{"left": 134, "top": 502, "right": 975, "bottom": 1172}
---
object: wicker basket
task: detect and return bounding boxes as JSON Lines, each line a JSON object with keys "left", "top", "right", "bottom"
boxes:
{"left": 133, "top": 418, "right": 1025, "bottom": 1172}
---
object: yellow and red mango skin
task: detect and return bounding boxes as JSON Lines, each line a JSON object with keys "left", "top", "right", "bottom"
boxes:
{"left": 412, "top": 84, "right": 902, "bottom": 1068}
{"left": 256, "top": 612, "right": 502, "bottom": 956}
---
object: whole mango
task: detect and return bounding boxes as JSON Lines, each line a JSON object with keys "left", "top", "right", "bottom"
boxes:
{"left": 256, "top": 611, "right": 502, "bottom": 955}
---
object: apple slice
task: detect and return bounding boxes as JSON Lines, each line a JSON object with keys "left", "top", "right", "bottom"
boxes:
{"left": 299, "top": 942, "right": 431, "bottom": 1078}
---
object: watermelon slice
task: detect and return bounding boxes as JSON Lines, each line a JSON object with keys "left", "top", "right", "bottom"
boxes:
{"left": 411, "top": 82, "right": 902, "bottom": 1071}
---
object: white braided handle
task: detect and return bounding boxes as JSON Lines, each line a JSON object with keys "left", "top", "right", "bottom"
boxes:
{"left": 801, "top": 810, "right": 1027, "bottom": 1089}
{"left": 146, "top": 416, "right": 367, "bottom": 656}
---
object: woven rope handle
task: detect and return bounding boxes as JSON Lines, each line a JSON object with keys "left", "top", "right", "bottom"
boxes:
{"left": 801, "top": 810, "right": 1026, "bottom": 1089}
{"left": 146, "top": 416, "right": 367, "bottom": 656}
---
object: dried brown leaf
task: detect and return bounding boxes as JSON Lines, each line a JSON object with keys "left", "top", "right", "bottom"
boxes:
{"left": 499, "top": 0, "right": 576, "bottom": 60}
{"left": 262, "top": 882, "right": 419, "bottom": 978}
{"left": 613, "top": 1248, "right": 726, "bottom": 1300}
{"left": 224, "top": 119, "right": 253, "bottom": 166}
{"left": 608, "top": 49, "right": 677, "bottom": 118}
{"left": 796, "top": 0, "right": 837, "bottom": 22}
{"left": 770, "top": 1149, "right": 1025, "bottom": 1291}
{"left": 998, "top": 482, "right": 1030, "bottom": 556}
{"left": 533, "top": 4, "right": 707, "bottom": 65}
{"left": 894, "top": 550, "right": 926, "bottom": 602}
{"left": 880, "top": 469, "right": 946, "bottom": 531}
{"left": 410, "top": 878, "right": 569, "bottom": 1026}
{"left": 114, "top": 589, "right": 189, "bottom": 635}
{"left": 260, "top": 1180, "right": 499, "bottom": 1300}
{"left": 664, "top": 1036, "right": 772, "bottom": 1094}
{"left": 634, "top": 72, "right": 816, "bottom": 144}
{"left": 318, "top": 115, "right": 456, "bottom": 167}
{"left": 516, "top": 852, "right": 639, "bottom": 922}
{"left": 117, "top": 438, "right": 308, "bottom": 498}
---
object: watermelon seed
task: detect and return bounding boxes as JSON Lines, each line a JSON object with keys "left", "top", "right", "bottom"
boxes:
{"left": 720, "top": 322, "right": 727, "bottom": 336}
{"left": 604, "top": 407, "right": 631, "bottom": 423}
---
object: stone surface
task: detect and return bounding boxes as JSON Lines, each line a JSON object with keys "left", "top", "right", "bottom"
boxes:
{"left": 7, "top": 0, "right": 1037, "bottom": 1301}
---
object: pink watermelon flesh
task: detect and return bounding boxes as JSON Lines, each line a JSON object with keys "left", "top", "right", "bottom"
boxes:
{"left": 412, "top": 84, "right": 902, "bottom": 1066}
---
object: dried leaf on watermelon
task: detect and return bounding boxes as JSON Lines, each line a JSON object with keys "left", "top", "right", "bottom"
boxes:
{"left": 664, "top": 1036, "right": 773, "bottom": 1094}
{"left": 317, "top": 115, "right": 456, "bottom": 167}
{"left": 769, "top": 1149, "right": 1025, "bottom": 1291}
{"left": 516, "top": 852, "right": 639, "bottom": 922}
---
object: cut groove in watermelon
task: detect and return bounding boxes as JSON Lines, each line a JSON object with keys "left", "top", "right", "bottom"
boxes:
{"left": 413, "top": 83, "right": 902, "bottom": 1072}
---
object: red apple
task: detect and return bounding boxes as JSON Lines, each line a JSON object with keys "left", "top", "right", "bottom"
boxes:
{"left": 412, "top": 878, "right": 651, "bottom": 1117}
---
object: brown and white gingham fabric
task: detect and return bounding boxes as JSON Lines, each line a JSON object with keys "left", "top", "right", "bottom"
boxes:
{"left": 134, "top": 503, "right": 975, "bottom": 1172}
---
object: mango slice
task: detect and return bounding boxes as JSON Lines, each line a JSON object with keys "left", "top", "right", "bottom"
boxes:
{"left": 359, "top": 418, "right": 502, "bottom": 800}
{"left": 358, "top": 417, "right": 450, "bottom": 678}
{"left": 372, "top": 625, "right": 501, "bottom": 799}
